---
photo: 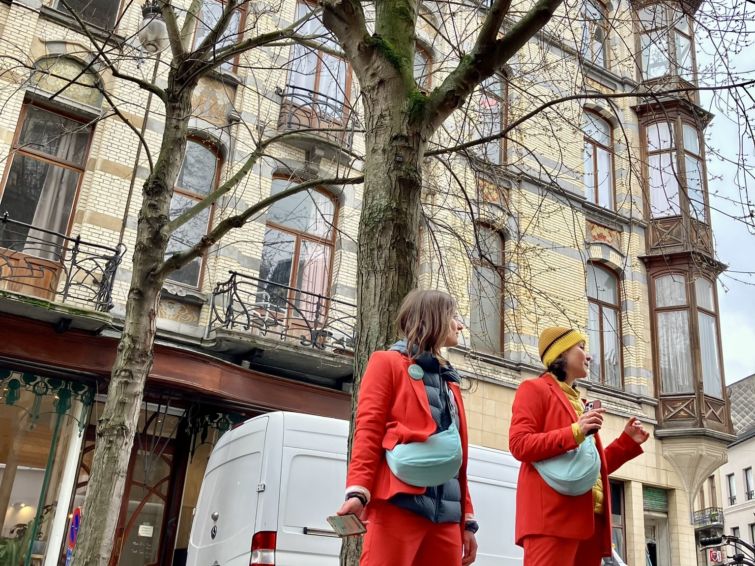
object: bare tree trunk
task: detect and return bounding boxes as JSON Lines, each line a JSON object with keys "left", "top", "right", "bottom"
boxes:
{"left": 340, "top": 80, "right": 426, "bottom": 565}
{"left": 74, "top": 85, "right": 193, "bottom": 565}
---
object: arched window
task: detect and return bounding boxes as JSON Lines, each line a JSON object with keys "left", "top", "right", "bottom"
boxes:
{"left": 166, "top": 138, "right": 222, "bottom": 287}
{"left": 583, "top": 111, "right": 614, "bottom": 210}
{"left": 0, "top": 103, "right": 93, "bottom": 259}
{"left": 288, "top": 1, "right": 351, "bottom": 118}
{"left": 469, "top": 224, "right": 504, "bottom": 355}
{"left": 654, "top": 273, "right": 693, "bottom": 393}
{"left": 258, "top": 178, "right": 337, "bottom": 323}
{"left": 414, "top": 45, "right": 432, "bottom": 90}
{"left": 586, "top": 263, "right": 622, "bottom": 387}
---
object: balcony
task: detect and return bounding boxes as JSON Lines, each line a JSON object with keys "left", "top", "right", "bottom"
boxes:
{"left": 0, "top": 215, "right": 125, "bottom": 328}
{"left": 207, "top": 271, "right": 356, "bottom": 383}
{"left": 277, "top": 84, "right": 356, "bottom": 153}
{"left": 693, "top": 507, "right": 724, "bottom": 529}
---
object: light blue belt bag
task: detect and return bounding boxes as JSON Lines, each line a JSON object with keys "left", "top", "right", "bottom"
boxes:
{"left": 532, "top": 435, "right": 600, "bottom": 496}
{"left": 385, "top": 364, "right": 463, "bottom": 487}
{"left": 385, "top": 422, "right": 463, "bottom": 487}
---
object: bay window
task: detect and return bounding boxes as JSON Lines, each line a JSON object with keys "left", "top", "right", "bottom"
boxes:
{"left": 654, "top": 274, "right": 693, "bottom": 394}
{"left": 646, "top": 119, "right": 707, "bottom": 222}
{"left": 638, "top": 5, "right": 695, "bottom": 81}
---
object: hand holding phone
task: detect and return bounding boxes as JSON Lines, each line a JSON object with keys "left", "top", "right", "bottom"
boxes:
{"left": 580, "top": 400, "right": 604, "bottom": 436}
{"left": 326, "top": 513, "right": 367, "bottom": 537}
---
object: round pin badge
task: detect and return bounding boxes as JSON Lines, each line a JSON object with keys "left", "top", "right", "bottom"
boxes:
{"left": 408, "top": 364, "right": 425, "bottom": 380}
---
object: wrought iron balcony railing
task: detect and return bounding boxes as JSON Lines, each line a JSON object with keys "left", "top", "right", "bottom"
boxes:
{"left": 277, "top": 84, "right": 356, "bottom": 149}
{"left": 209, "top": 271, "right": 356, "bottom": 354}
{"left": 0, "top": 214, "right": 125, "bottom": 312}
{"left": 693, "top": 507, "right": 724, "bottom": 528}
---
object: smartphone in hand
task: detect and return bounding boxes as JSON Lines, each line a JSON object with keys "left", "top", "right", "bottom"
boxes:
{"left": 585, "top": 399, "right": 602, "bottom": 412}
{"left": 326, "top": 514, "right": 367, "bottom": 537}
{"left": 584, "top": 399, "right": 602, "bottom": 435}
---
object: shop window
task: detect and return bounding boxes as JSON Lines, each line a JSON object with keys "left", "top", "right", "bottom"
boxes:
{"left": 581, "top": 0, "right": 609, "bottom": 67}
{"left": 469, "top": 224, "right": 504, "bottom": 355}
{"left": 638, "top": 5, "right": 694, "bottom": 82}
{"left": 583, "top": 111, "right": 614, "bottom": 209}
{"left": 258, "top": 178, "right": 337, "bottom": 324}
{"left": 477, "top": 75, "right": 508, "bottom": 165}
{"left": 193, "top": 0, "right": 245, "bottom": 71}
{"left": 0, "top": 104, "right": 93, "bottom": 260}
{"left": 166, "top": 139, "right": 221, "bottom": 288}
{"left": 645, "top": 119, "right": 707, "bottom": 221}
{"left": 0, "top": 371, "right": 92, "bottom": 565}
{"left": 56, "top": 0, "right": 121, "bottom": 30}
{"left": 587, "top": 263, "right": 622, "bottom": 388}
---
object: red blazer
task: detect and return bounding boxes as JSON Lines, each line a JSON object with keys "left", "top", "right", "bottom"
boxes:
{"left": 347, "top": 350, "right": 474, "bottom": 521}
{"left": 509, "top": 374, "right": 643, "bottom": 554}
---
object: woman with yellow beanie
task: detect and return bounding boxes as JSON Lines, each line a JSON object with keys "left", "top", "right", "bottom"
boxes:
{"left": 509, "top": 327, "right": 649, "bottom": 566}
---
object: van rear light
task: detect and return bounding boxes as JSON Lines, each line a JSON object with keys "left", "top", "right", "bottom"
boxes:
{"left": 250, "top": 531, "right": 276, "bottom": 565}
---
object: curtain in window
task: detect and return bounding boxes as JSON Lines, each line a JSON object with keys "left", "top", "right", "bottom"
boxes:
{"left": 698, "top": 312, "right": 722, "bottom": 398}
{"left": 657, "top": 310, "right": 693, "bottom": 393}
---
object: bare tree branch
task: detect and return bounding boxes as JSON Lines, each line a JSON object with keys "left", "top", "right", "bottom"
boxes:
{"left": 156, "top": 174, "right": 363, "bottom": 277}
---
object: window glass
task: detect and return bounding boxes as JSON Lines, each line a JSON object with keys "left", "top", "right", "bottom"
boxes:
{"left": 166, "top": 194, "right": 212, "bottom": 286}
{"left": 478, "top": 77, "right": 505, "bottom": 165}
{"left": 57, "top": 0, "right": 119, "bottom": 30}
{"left": 268, "top": 181, "right": 335, "bottom": 238}
{"left": 655, "top": 275, "right": 687, "bottom": 307}
{"left": 469, "top": 225, "right": 503, "bottom": 355}
{"left": 414, "top": 48, "right": 431, "bottom": 88}
{"left": 177, "top": 141, "right": 219, "bottom": 197}
{"left": 695, "top": 278, "right": 715, "bottom": 311}
{"left": 0, "top": 106, "right": 91, "bottom": 259}
{"left": 581, "top": 0, "right": 607, "bottom": 67}
{"left": 682, "top": 124, "right": 700, "bottom": 155}
{"left": 193, "top": 0, "right": 242, "bottom": 70}
{"left": 647, "top": 122, "right": 674, "bottom": 150}
{"left": 657, "top": 310, "right": 693, "bottom": 393}
{"left": 698, "top": 312, "right": 722, "bottom": 398}
{"left": 258, "top": 228, "right": 296, "bottom": 309}
{"left": 587, "top": 263, "right": 618, "bottom": 303}
{"left": 648, "top": 153, "right": 680, "bottom": 217}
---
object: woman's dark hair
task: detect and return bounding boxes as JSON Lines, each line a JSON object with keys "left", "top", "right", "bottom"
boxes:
{"left": 547, "top": 356, "right": 568, "bottom": 382}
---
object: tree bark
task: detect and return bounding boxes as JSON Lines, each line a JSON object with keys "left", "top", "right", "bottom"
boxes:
{"left": 74, "top": 81, "right": 194, "bottom": 565}
{"left": 340, "top": 77, "right": 426, "bottom": 566}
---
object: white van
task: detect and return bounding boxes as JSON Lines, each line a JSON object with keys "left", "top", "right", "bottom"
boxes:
{"left": 187, "top": 411, "right": 523, "bottom": 566}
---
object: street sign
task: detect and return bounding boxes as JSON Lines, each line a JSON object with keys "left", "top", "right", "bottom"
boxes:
{"left": 68, "top": 507, "right": 81, "bottom": 549}
{"left": 708, "top": 548, "right": 723, "bottom": 563}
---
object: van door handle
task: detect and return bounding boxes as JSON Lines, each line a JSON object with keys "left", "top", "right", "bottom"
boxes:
{"left": 303, "top": 527, "right": 339, "bottom": 538}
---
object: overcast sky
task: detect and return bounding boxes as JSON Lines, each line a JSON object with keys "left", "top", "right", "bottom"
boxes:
{"left": 699, "top": 5, "right": 755, "bottom": 385}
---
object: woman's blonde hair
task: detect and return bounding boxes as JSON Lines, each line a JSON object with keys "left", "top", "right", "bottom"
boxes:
{"left": 396, "top": 289, "right": 457, "bottom": 358}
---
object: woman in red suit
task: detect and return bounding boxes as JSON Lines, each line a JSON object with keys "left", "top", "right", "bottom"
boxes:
{"left": 509, "top": 327, "right": 649, "bottom": 566}
{"left": 336, "top": 290, "right": 478, "bottom": 566}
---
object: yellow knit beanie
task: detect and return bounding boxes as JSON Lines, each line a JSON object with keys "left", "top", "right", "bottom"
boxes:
{"left": 539, "top": 327, "right": 588, "bottom": 368}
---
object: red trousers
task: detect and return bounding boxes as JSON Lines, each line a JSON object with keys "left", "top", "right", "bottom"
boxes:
{"left": 522, "top": 514, "right": 606, "bottom": 566}
{"left": 360, "top": 501, "right": 462, "bottom": 566}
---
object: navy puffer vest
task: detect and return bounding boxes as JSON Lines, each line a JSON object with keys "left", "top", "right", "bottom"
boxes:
{"left": 388, "top": 341, "right": 462, "bottom": 524}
